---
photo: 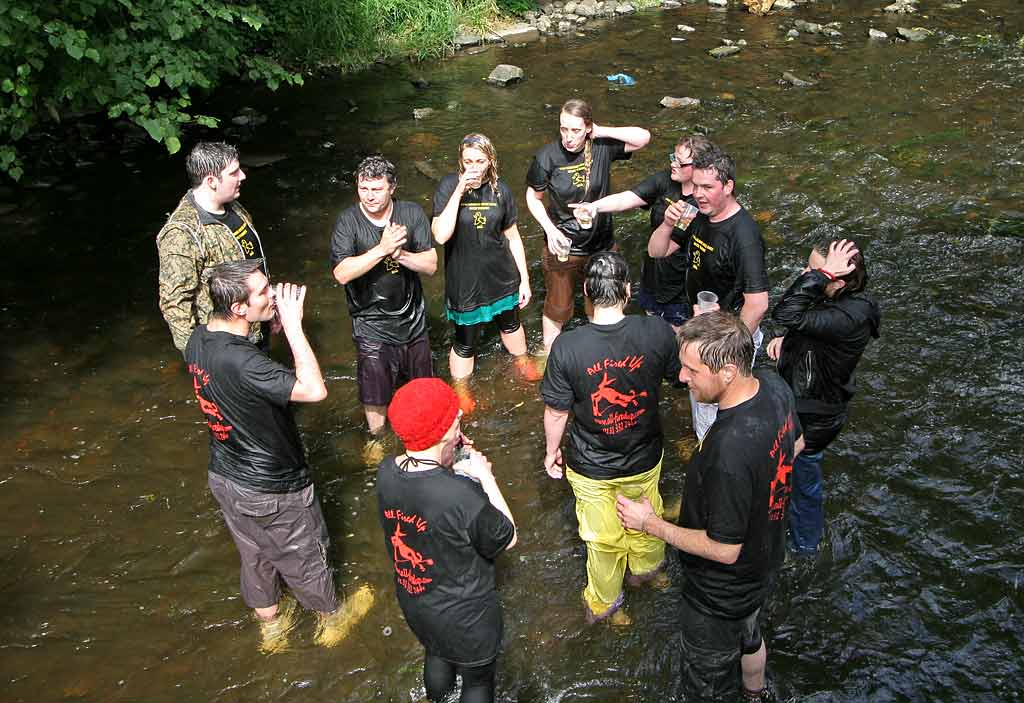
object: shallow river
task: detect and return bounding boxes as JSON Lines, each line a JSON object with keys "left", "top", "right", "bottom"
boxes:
{"left": 2, "top": 0, "right": 1023, "bottom": 700}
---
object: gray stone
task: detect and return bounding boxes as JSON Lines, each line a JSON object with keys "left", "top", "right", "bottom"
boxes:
{"left": 660, "top": 96, "right": 702, "bottom": 108}
{"left": 721, "top": 38, "right": 735, "bottom": 45}
{"left": 486, "top": 64, "right": 525, "bottom": 85}
{"left": 558, "top": 20, "right": 572, "bottom": 31}
{"left": 537, "top": 16, "right": 552, "bottom": 31}
{"left": 737, "top": 39, "right": 748, "bottom": 46}
{"left": 414, "top": 161, "right": 442, "bottom": 181}
{"left": 782, "top": 71, "right": 816, "bottom": 87}
{"left": 884, "top": 0, "right": 917, "bottom": 13}
{"left": 576, "top": 3, "right": 597, "bottom": 16}
{"left": 662, "top": 0, "right": 682, "bottom": 7}
{"left": 708, "top": 45, "right": 742, "bottom": 57}
{"left": 497, "top": 24, "right": 540, "bottom": 43}
{"left": 454, "top": 33, "right": 482, "bottom": 47}
{"left": 707, "top": 0, "right": 728, "bottom": 6}
{"left": 616, "top": 3, "right": 635, "bottom": 13}
{"left": 868, "top": 28, "right": 888, "bottom": 39}
{"left": 773, "top": 0, "right": 796, "bottom": 8}
{"left": 786, "top": 28, "right": 800, "bottom": 38}
{"left": 678, "top": 23, "right": 696, "bottom": 31}
{"left": 412, "top": 107, "right": 436, "bottom": 120}
{"left": 525, "top": 10, "right": 538, "bottom": 20}
{"left": 564, "top": 0, "right": 578, "bottom": 12}
{"left": 896, "top": 26, "right": 929, "bottom": 41}
{"left": 794, "top": 19, "right": 822, "bottom": 33}
{"left": 822, "top": 28, "right": 842, "bottom": 38}
{"left": 941, "top": 2, "right": 961, "bottom": 8}
{"left": 575, "top": 14, "right": 589, "bottom": 23}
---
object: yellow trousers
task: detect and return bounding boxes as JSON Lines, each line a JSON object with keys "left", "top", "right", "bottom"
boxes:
{"left": 566, "top": 458, "right": 665, "bottom": 618}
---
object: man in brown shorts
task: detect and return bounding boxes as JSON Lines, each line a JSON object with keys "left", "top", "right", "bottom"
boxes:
{"left": 185, "top": 259, "right": 372, "bottom": 652}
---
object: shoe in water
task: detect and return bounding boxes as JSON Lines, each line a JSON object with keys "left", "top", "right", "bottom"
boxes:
{"left": 513, "top": 355, "right": 543, "bottom": 382}
{"left": 315, "top": 584, "right": 375, "bottom": 647}
{"left": 258, "top": 597, "right": 299, "bottom": 655}
{"left": 362, "top": 437, "right": 387, "bottom": 468}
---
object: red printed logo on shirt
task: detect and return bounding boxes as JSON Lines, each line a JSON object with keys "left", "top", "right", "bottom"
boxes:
{"left": 585, "top": 355, "right": 649, "bottom": 436}
{"left": 188, "top": 363, "right": 233, "bottom": 441}
{"left": 767, "top": 414, "right": 795, "bottom": 520}
{"left": 383, "top": 509, "right": 434, "bottom": 595}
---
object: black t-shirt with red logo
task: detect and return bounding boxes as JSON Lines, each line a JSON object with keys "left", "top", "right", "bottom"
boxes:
{"left": 678, "top": 370, "right": 802, "bottom": 619}
{"left": 184, "top": 325, "right": 309, "bottom": 493}
{"left": 526, "top": 137, "right": 630, "bottom": 255}
{"left": 540, "top": 315, "right": 681, "bottom": 480}
{"left": 376, "top": 457, "right": 515, "bottom": 666}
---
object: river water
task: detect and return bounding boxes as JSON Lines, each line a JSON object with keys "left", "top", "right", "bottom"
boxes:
{"left": 2, "top": 1, "right": 1023, "bottom": 701}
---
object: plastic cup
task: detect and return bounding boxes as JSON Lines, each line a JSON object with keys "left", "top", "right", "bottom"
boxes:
{"left": 675, "top": 202, "right": 699, "bottom": 230}
{"left": 575, "top": 207, "right": 593, "bottom": 229}
{"left": 697, "top": 290, "right": 719, "bottom": 313}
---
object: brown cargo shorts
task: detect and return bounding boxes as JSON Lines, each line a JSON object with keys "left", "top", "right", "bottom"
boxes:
{"left": 541, "top": 247, "right": 615, "bottom": 323}
{"left": 208, "top": 471, "right": 338, "bottom": 613}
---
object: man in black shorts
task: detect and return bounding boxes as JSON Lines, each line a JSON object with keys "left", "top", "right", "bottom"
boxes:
{"left": 648, "top": 148, "right": 770, "bottom": 440}
{"left": 617, "top": 312, "right": 804, "bottom": 700}
{"left": 331, "top": 156, "right": 438, "bottom": 435}
{"left": 186, "top": 260, "right": 373, "bottom": 652}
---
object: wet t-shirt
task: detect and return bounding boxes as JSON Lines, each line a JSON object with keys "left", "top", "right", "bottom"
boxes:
{"left": 672, "top": 207, "right": 769, "bottom": 313}
{"left": 211, "top": 207, "right": 263, "bottom": 271}
{"left": 329, "top": 201, "right": 433, "bottom": 344}
{"left": 541, "top": 316, "right": 681, "bottom": 480}
{"left": 630, "top": 169, "right": 697, "bottom": 305}
{"left": 432, "top": 175, "right": 520, "bottom": 313}
{"left": 185, "top": 325, "right": 310, "bottom": 494}
{"left": 678, "top": 370, "right": 801, "bottom": 619}
{"left": 376, "top": 457, "right": 515, "bottom": 665}
{"left": 526, "top": 137, "right": 630, "bottom": 255}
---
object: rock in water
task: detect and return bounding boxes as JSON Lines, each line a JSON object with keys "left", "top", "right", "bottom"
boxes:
{"left": 794, "top": 19, "right": 822, "bottom": 33}
{"left": 412, "top": 108, "right": 436, "bottom": 120}
{"left": 660, "top": 96, "right": 702, "bottom": 108}
{"left": 708, "top": 0, "right": 728, "bottom": 6}
{"left": 744, "top": 0, "right": 775, "bottom": 15}
{"left": 708, "top": 45, "right": 742, "bottom": 57}
{"left": 486, "top": 64, "right": 525, "bottom": 85}
{"left": 774, "top": 0, "right": 796, "bottom": 8}
{"left": 869, "top": 28, "right": 888, "bottom": 39}
{"left": 414, "top": 160, "right": 442, "bottom": 181}
{"left": 896, "top": 26, "right": 930, "bottom": 41}
{"left": 782, "top": 71, "right": 816, "bottom": 87}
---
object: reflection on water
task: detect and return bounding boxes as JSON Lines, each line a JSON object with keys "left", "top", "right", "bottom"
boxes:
{"left": 1, "top": 1, "right": 1023, "bottom": 700}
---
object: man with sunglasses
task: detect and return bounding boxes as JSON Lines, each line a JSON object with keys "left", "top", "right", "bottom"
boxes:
{"left": 572, "top": 135, "right": 714, "bottom": 333}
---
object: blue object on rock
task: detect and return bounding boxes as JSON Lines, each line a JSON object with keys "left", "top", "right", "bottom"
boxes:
{"left": 606, "top": 73, "right": 636, "bottom": 86}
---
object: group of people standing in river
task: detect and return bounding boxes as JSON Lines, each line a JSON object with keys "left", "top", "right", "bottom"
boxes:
{"left": 155, "top": 97, "right": 880, "bottom": 701}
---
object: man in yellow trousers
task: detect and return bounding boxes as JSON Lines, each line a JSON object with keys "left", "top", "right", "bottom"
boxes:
{"left": 541, "top": 252, "right": 681, "bottom": 623}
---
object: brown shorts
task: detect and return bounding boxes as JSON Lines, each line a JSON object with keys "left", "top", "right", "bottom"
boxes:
{"left": 355, "top": 332, "right": 433, "bottom": 407}
{"left": 541, "top": 247, "right": 616, "bottom": 323}
{"left": 208, "top": 471, "right": 338, "bottom": 613}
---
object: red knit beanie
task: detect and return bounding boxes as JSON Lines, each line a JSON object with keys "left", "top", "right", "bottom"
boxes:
{"left": 388, "top": 378, "right": 460, "bottom": 451}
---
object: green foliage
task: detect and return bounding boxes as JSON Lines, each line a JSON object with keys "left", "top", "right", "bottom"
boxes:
{"left": 0, "top": 0, "right": 301, "bottom": 180}
{"left": 494, "top": 0, "right": 537, "bottom": 17}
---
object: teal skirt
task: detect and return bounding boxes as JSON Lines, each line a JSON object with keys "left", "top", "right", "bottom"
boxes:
{"left": 446, "top": 292, "right": 519, "bottom": 326}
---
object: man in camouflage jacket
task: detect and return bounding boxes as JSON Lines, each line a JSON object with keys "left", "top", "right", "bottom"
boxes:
{"left": 157, "top": 142, "right": 267, "bottom": 353}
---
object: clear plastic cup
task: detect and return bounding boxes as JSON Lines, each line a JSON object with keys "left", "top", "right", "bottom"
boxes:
{"left": 575, "top": 206, "right": 593, "bottom": 229}
{"left": 675, "top": 202, "right": 699, "bottom": 230}
{"left": 697, "top": 290, "right": 719, "bottom": 313}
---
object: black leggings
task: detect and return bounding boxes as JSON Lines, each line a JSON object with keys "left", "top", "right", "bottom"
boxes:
{"left": 424, "top": 653, "right": 496, "bottom": 703}
{"left": 452, "top": 307, "right": 521, "bottom": 359}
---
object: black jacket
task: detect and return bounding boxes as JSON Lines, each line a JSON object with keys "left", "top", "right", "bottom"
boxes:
{"left": 771, "top": 270, "right": 881, "bottom": 453}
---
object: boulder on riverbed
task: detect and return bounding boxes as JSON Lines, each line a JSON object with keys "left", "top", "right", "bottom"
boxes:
{"left": 781, "top": 71, "right": 816, "bottom": 87}
{"left": 709, "top": 45, "right": 742, "bottom": 57}
{"left": 660, "top": 96, "right": 701, "bottom": 108}
{"left": 487, "top": 64, "right": 525, "bottom": 85}
{"left": 896, "top": 26, "right": 930, "bottom": 41}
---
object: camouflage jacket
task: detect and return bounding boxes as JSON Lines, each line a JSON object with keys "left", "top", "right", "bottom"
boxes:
{"left": 156, "top": 192, "right": 268, "bottom": 353}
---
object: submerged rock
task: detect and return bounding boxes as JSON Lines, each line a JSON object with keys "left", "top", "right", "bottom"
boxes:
{"left": 869, "top": 28, "right": 888, "bottom": 39}
{"left": 708, "top": 0, "right": 728, "bottom": 6}
{"left": 414, "top": 160, "right": 442, "bottom": 181}
{"left": 896, "top": 26, "right": 930, "bottom": 41}
{"left": 486, "top": 64, "right": 525, "bottom": 85}
{"left": 782, "top": 71, "right": 816, "bottom": 87}
{"left": 774, "top": 0, "right": 796, "bottom": 8}
{"left": 744, "top": 0, "right": 775, "bottom": 16}
{"left": 660, "top": 96, "right": 702, "bottom": 108}
{"left": 709, "top": 45, "right": 742, "bottom": 57}
{"left": 794, "top": 19, "right": 822, "bottom": 33}
{"left": 884, "top": 0, "right": 917, "bottom": 13}
{"left": 498, "top": 24, "right": 540, "bottom": 43}
{"left": 412, "top": 107, "right": 436, "bottom": 120}
{"left": 786, "top": 28, "right": 800, "bottom": 38}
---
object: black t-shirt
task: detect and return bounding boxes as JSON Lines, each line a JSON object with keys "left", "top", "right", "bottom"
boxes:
{"left": 678, "top": 370, "right": 802, "bottom": 618}
{"left": 329, "top": 201, "right": 433, "bottom": 344}
{"left": 376, "top": 457, "right": 515, "bottom": 665}
{"left": 184, "top": 326, "right": 310, "bottom": 493}
{"left": 540, "top": 315, "right": 681, "bottom": 480}
{"left": 671, "top": 207, "right": 769, "bottom": 313}
{"left": 630, "top": 170, "right": 697, "bottom": 305}
{"left": 432, "top": 175, "right": 520, "bottom": 313}
{"left": 526, "top": 138, "right": 630, "bottom": 255}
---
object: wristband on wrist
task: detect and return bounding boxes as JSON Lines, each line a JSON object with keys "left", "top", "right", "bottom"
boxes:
{"left": 640, "top": 510, "right": 655, "bottom": 534}
{"left": 817, "top": 268, "right": 836, "bottom": 281}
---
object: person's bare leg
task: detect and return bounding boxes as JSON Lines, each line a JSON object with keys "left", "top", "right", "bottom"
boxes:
{"left": 449, "top": 348, "right": 475, "bottom": 380}
{"left": 741, "top": 640, "right": 767, "bottom": 694}
{"left": 500, "top": 327, "right": 528, "bottom": 357}
{"left": 542, "top": 314, "right": 564, "bottom": 352}
{"left": 254, "top": 604, "right": 279, "bottom": 621}
{"left": 364, "top": 405, "right": 387, "bottom": 435}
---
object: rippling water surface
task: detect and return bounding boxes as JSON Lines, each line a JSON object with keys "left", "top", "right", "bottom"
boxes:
{"left": 2, "top": 1, "right": 1023, "bottom": 701}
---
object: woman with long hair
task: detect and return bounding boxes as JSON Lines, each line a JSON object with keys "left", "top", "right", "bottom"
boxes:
{"left": 525, "top": 99, "right": 650, "bottom": 350}
{"left": 432, "top": 133, "right": 538, "bottom": 413}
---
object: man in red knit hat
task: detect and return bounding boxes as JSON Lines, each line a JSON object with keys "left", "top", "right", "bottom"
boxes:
{"left": 376, "top": 378, "right": 517, "bottom": 703}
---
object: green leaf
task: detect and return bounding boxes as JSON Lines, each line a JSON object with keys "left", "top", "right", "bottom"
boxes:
{"left": 1, "top": 79, "right": 13, "bottom": 93}
{"left": 137, "top": 117, "right": 164, "bottom": 141}
{"left": 67, "top": 43, "right": 84, "bottom": 60}
{"left": 9, "top": 166, "right": 23, "bottom": 181}
{"left": 165, "top": 135, "right": 181, "bottom": 154}
{"left": 145, "top": 73, "right": 160, "bottom": 88}
{"left": 85, "top": 48, "right": 100, "bottom": 62}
